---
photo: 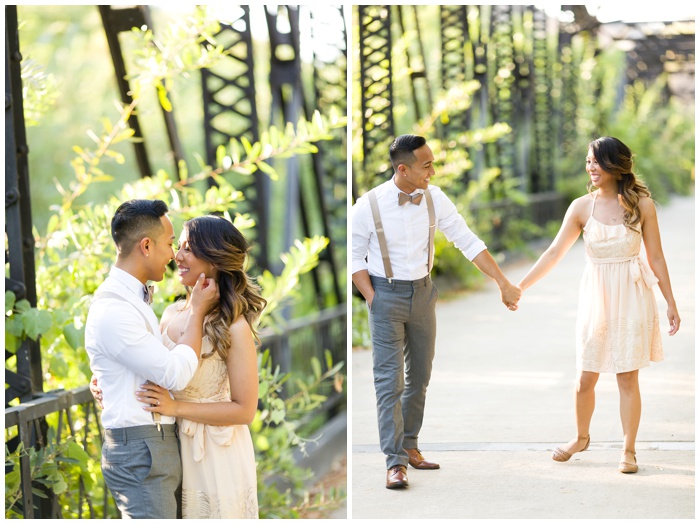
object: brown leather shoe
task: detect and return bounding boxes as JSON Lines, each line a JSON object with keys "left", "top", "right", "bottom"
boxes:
{"left": 386, "top": 465, "right": 409, "bottom": 489}
{"left": 405, "top": 448, "right": 440, "bottom": 470}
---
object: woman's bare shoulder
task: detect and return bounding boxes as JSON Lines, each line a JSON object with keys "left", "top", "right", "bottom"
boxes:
{"left": 638, "top": 195, "right": 657, "bottom": 212}
{"left": 228, "top": 316, "right": 254, "bottom": 343}
{"left": 571, "top": 192, "right": 594, "bottom": 208}
{"left": 567, "top": 193, "right": 594, "bottom": 224}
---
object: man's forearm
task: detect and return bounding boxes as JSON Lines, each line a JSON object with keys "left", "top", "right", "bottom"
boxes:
{"left": 471, "top": 250, "right": 508, "bottom": 287}
{"left": 471, "top": 249, "right": 521, "bottom": 309}
{"left": 352, "top": 270, "right": 375, "bottom": 303}
{"left": 178, "top": 313, "right": 205, "bottom": 359}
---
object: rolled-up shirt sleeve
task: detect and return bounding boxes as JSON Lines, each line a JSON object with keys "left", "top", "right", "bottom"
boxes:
{"left": 351, "top": 197, "right": 371, "bottom": 274}
{"left": 435, "top": 188, "right": 487, "bottom": 261}
{"left": 98, "top": 302, "right": 198, "bottom": 391}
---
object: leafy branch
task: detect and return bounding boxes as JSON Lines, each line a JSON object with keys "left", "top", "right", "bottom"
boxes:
{"left": 176, "top": 108, "right": 346, "bottom": 186}
{"left": 256, "top": 236, "right": 330, "bottom": 328}
{"left": 254, "top": 349, "right": 344, "bottom": 457}
{"left": 5, "top": 428, "right": 90, "bottom": 518}
{"left": 54, "top": 99, "right": 136, "bottom": 212}
{"left": 5, "top": 291, "right": 53, "bottom": 354}
{"left": 126, "top": 5, "right": 228, "bottom": 110}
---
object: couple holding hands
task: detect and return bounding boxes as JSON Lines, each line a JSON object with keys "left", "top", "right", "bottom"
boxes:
{"left": 351, "top": 134, "right": 680, "bottom": 489}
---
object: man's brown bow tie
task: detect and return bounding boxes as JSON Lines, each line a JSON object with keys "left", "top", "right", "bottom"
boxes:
{"left": 143, "top": 284, "right": 154, "bottom": 305}
{"left": 398, "top": 192, "right": 423, "bottom": 206}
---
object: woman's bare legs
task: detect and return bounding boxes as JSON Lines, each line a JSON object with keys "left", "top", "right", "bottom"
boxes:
{"left": 617, "top": 369, "right": 641, "bottom": 465}
{"left": 556, "top": 371, "right": 599, "bottom": 455}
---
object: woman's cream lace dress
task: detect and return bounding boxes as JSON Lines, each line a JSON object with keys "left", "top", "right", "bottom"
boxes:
{"left": 163, "top": 331, "right": 259, "bottom": 519}
{"left": 576, "top": 194, "right": 663, "bottom": 373}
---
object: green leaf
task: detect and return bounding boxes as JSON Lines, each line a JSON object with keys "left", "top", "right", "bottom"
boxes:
{"left": 270, "top": 409, "right": 285, "bottom": 425}
{"left": 250, "top": 411, "right": 263, "bottom": 432}
{"left": 31, "top": 487, "right": 49, "bottom": 499}
{"left": 240, "top": 136, "right": 253, "bottom": 156}
{"left": 6, "top": 316, "right": 24, "bottom": 338}
{"left": 255, "top": 434, "right": 270, "bottom": 451}
{"left": 6, "top": 290, "right": 16, "bottom": 312}
{"left": 51, "top": 476, "right": 68, "bottom": 495}
{"left": 5, "top": 331, "right": 18, "bottom": 353}
{"left": 229, "top": 138, "right": 241, "bottom": 164}
{"left": 177, "top": 159, "right": 189, "bottom": 182}
{"left": 65, "top": 441, "right": 90, "bottom": 466}
{"left": 103, "top": 149, "right": 125, "bottom": 164}
{"left": 14, "top": 299, "right": 31, "bottom": 314}
{"left": 249, "top": 141, "right": 262, "bottom": 160}
{"left": 112, "top": 128, "right": 135, "bottom": 144}
{"left": 311, "top": 357, "right": 322, "bottom": 379}
{"left": 256, "top": 160, "right": 278, "bottom": 180}
{"left": 156, "top": 83, "right": 173, "bottom": 112}
{"left": 4, "top": 467, "right": 19, "bottom": 492}
{"left": 63, "top": 323, "right": 84, "bottom": 351}
{"left": 258, "top": 381, "right": 269, "bottom": 399}
{"left": 21, "top": 308, "right": 53, "bottom": 340}
{"left": 216, "top": 144, "right": 226, "bottom": 169}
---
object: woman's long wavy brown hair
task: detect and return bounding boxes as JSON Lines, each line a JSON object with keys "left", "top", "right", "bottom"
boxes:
{"left": 587, "top": 136, "right": 651, "bottom": 230}
{"left": 183, "top": 216, "right": 266, "bottom": 360}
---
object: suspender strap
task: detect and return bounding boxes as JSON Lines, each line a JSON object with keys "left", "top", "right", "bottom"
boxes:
{"left": 424, "top": 189, "right": 435, "bottom": 272}
{"left": 91, "top": 290, "right": 161, "bottom": 430}
{"left": 368, "top": 188, "right": 437, "bottom": 278}
{"left": 368, "top": 189, "right": 393, "bottom": 280}
{"left": 92, "top": 291, "right": 154, "bottom": 334}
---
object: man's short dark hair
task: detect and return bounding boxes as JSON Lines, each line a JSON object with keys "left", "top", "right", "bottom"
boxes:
{"left": 389, "top": 134, "right": 427, "bottom": 172}
{"left": 111, "top": 199, "right": 169, "bottom": 256}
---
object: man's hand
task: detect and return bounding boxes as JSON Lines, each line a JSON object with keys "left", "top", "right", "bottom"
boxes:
{"left": 500, "top": 281, "right": 522, "bottom": 311}
{"left": 89, "top": 375, "right": 103, "bottom": 409}
{"left": 190, "top": 273, "right": 219, "bottom": 318}
{"left": 351, "top": 270, "right": 376, "bottom": 310}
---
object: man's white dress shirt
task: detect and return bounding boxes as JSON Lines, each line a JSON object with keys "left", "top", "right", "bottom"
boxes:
{"left": 352, "top": 179, "right": 487, "bottom": 280}
{"left": 85, "top": 266, "right": 198, "bottom": 429}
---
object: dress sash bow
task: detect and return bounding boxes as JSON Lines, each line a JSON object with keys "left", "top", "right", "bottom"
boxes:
{"left": 178, "top": 393, "right": 236, "bottom": 463}
{"left": 587, "top": 255, "right": 659, "bottom": 291}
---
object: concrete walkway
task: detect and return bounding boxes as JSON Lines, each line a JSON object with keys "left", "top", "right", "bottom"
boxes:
{"left": 350, "top": 194, "right": 695, "bottom": 519}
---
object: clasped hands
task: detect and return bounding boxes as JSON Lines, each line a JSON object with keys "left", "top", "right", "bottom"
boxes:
{"left": 501, "top": 281, "right": 522, "bottom": 312}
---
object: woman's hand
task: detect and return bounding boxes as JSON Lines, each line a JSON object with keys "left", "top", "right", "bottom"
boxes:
{"left": 135, "top": 382, "right": 178, "bottom": 417}
{"left": 90, "top": 375, "right": 103, "bottom": 409}
{"left": 667, "top": 304, "right": 681, "bottom": 336}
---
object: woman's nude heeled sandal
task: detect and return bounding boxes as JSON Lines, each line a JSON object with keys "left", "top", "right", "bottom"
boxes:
{"left": 552, "top": 435, "right": 590, "bottom": 462}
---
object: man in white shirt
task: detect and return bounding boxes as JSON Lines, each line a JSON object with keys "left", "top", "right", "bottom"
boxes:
{"left": 352, "top": 135, "right": 521, "bottom": 489}
{"left": 85, "top": 199, "right": 218, "bottom": 518}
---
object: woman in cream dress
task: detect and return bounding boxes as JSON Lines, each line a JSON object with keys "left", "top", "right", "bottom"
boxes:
{"left": 137, "top": 215, "right": 265, "bottom": 518}
{"left": 518, "top": 136, "right": 680, "bottom": 474}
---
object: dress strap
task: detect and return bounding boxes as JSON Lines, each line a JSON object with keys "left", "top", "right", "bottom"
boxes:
{"left": 590, "top": 191, "right": 598, "bottom": 219}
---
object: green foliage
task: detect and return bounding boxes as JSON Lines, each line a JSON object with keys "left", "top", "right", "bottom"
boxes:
{"left": 555, "top": 42, "right": 694, "bottom": 205}
{"left": 607, "top": 76, "right": 695, "bottom": 200}
{"left": 258, "top": 236, "right": 330, "bottom": 328}
{"left": 125, "top": 6, "right": 226, "bottom": 109}
{"left": 432, "top": 232, "right": 490, "bottom": 291}
{"left": 5, "top": 428, "right": 91, "bottom": 518}
{"left": 5, "top": 291, "right": 52, "bottom": 354}
{"left": 351, "top": 295, "right": 371, "bottom": 348}
{"left": 253, "top": 350, "right": 345, "bottom": 519}
{"left": 20, "top": 57, "right": 57, "bottom": 128}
